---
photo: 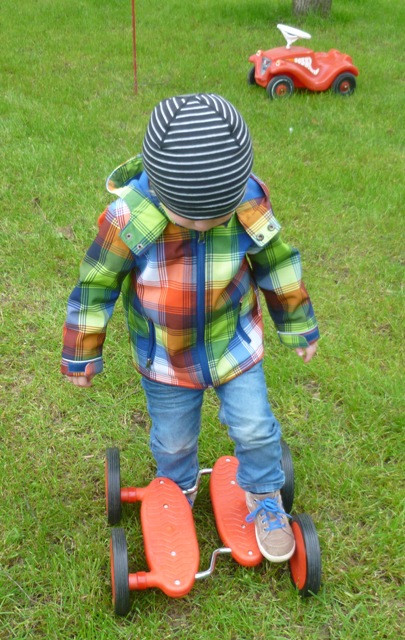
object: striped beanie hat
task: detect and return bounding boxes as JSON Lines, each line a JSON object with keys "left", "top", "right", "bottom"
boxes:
{"left": 142, "top": 93, "right": 253, "bottom": 219}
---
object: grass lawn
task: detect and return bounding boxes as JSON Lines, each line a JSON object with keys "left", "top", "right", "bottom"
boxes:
{"left": 1, "top": 0, "right": 404, "bottom": 638}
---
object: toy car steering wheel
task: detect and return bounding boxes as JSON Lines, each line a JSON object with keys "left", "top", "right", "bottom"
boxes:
{"left": 277, "top": 24, "right": 312, "bottom": 48}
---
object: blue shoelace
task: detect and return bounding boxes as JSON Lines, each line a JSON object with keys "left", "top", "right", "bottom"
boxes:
{"left": 245, "top": 497, "right": 292, "bottom": 532}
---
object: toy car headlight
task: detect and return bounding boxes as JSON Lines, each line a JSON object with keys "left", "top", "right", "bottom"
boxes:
{"left": 260, "top": 57, "right": 272, "bottom": 74}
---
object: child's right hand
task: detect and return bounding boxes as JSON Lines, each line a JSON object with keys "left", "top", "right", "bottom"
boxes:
{"left": 64, "top": 375, "right": 93, "bottom": 388}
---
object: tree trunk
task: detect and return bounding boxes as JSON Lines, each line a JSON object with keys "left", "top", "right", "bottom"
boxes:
{"left": 292, "top": 0, "right": 332, "bottom": 17}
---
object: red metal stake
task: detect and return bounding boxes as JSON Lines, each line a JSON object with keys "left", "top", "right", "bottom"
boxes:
{"left": 131, "top": 0, "right": 137, "bottom": 94}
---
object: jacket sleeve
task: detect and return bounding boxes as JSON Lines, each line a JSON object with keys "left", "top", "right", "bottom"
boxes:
{"left": 248, "top": 232, "right": 320, "bottom": 348}
{"left": 61, "top": 204, "right": 136, "bottom": 376}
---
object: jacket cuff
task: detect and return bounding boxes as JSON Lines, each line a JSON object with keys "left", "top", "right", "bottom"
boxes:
{"left": 277, "top": 326, "right": 320, "bottom": 349}
{"left": 61, "top": 357, "right": 103, "bottom": 377}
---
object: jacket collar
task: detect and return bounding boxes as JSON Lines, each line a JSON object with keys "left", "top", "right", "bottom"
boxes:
{"left": 107, "top": 156, "right": 169, "bottom": 256}
{"left": 236, "top": 176, "right": 281, "bottom": 247}
{"left": 107, "top": 157, "right": 280, "bottom": 255}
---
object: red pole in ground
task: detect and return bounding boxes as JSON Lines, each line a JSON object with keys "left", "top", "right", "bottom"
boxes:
{"left": 131, "top": 0, "right": 137, "bottom": 94}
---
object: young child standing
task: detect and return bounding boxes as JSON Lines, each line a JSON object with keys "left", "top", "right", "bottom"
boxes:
{"left": 61, "top": 93, "right": 319, "bottom": 562}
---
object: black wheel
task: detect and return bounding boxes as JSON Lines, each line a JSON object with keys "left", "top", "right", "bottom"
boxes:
{"left": 331, "top": 72, "right": 356, "bottom": 96}
{"left": 289, "top": 513, "right": 321, "bottom": 597}
{"left": 247, "top": 66, "right": 257, "bottom": 85}
{"left": 280, "top": 439, "right": 294, "bottom": 514}
{"left": 266, "top": 75, "right": 294, "bottom": 99}
{"left": 105, "top": 448, "right": 122, "bottom": 525}
{"left": 110, "top": 528, "right": 130, "bottom": 616}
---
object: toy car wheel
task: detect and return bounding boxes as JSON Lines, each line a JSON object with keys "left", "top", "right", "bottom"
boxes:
{"left": 247, "top": 67, "right": 257, "bottom": 85}
{"left": 266, "top": 76, "right": 294, "bottom": 99}
{"left": 331, "top": 72, "right": 356, "bottom": 96}
{"left": 289, "top": 513, "right": 321, "bottom": 597}
{"left": 280, "top": 439, "right": 294, "bottom": 514}
{"left": 105, "top": 447, "right": 122, "bottom": 525}
{"left": 110, "top": 528, "right": 130, "bottom": 616}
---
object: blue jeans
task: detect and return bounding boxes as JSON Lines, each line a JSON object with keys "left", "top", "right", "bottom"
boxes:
{"left": 141, "top": 361, "right": 284, "bottom": 494}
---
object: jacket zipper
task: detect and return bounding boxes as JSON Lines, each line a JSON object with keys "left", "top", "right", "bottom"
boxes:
{"left": 196, "top": 232, "right": 213, "bottom": 386}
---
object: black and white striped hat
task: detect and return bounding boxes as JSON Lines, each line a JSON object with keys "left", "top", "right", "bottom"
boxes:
{"left": 142, "top": 93, "right": 253, "bottom": 219}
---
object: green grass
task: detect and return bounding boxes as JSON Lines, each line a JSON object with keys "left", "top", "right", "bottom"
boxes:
{"left": 1, "top": 0, "right": 404, "bottom": 637}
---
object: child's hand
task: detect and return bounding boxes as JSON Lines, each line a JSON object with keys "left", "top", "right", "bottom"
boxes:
{"left": 295, "top": 341, "right": 318, "bottom": 363}
{"left": 64, "top": 375, "right": 93, "bottom": 387}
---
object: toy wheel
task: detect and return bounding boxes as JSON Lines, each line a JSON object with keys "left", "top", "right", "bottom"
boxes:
{"left": 331, "top": 72, "right": 356, "bottom": 96}
{"left": 289, "top": 513, "right": 321, "bottom": 597}
{"left": 110, "top": 528, "right": 130, "bottom": 616}
{"left": 247, "top": 67, "right": 257, "bottom": 85}
{"left": 105, "top": 448, "right": 122, "bottom": 525}
{"left": 266, "top": 76, "right": 294, "bottom": 99}
{"left": 280, "top": 439, "right": 294, "bottom": 514}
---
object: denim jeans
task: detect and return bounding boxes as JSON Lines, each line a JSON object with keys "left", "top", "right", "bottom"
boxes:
{"left": 141, "top": 361, "right": 284, "bottom": 494}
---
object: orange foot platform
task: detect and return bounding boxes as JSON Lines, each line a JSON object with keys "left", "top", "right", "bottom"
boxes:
{"left": 127, "top": 478, "right": 200, "bottom": 597}
{"left": 210, "top": 456, "right": 263, "bottom": 567}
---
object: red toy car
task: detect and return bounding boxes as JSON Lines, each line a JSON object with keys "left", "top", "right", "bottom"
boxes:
{"left": 248, "top": 24, "right": 359, "bottom": 99}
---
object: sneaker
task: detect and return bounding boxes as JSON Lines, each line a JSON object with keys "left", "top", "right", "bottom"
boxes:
{"left": 245, "top": 490, "right": 295, "bottom": 562}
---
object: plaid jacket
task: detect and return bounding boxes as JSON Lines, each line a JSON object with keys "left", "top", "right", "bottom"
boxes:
{"left": 61, "top": 156, "right": 319, "bottom": 389}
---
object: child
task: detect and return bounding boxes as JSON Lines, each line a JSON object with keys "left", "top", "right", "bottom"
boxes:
{"left": 61, "top": 93, "right": 319, "bottom": 563}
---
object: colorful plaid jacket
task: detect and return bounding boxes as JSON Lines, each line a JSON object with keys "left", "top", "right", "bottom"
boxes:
{"left": 61, "top": 156, "right": 319, "bottom": 389}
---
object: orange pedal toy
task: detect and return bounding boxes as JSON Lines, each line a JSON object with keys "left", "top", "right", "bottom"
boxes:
{"left": 105, "top": 444, "right": 321, "bottom": 616}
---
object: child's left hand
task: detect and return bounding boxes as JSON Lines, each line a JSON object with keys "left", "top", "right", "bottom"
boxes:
{"left": 295, "top": 341, "right": 318, "bottom": 363}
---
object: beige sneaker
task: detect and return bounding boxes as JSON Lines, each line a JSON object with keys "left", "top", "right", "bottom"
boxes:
{"left": 246, "top": 490, "right": 295, "bottom": 562}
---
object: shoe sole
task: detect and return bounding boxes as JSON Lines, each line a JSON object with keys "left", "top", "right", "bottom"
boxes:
{"left": 256, "top": 534, "right": 296, "bottom": 563}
